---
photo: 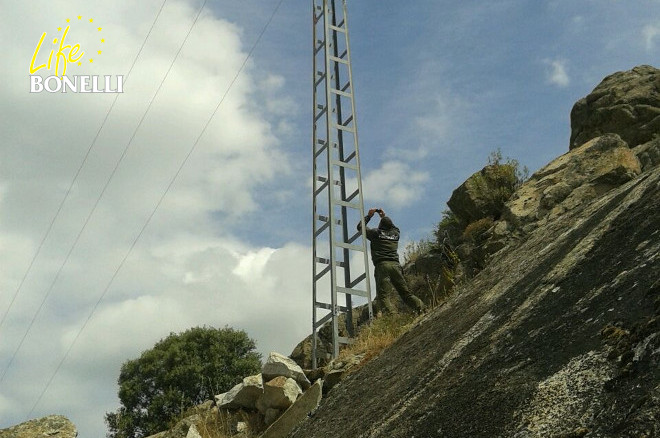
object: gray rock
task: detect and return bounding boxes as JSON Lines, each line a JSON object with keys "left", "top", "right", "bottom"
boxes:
{"left": 185, "top": 424, "right": 202, "bottom": 438}
{"left": 260, "top": 376, "right": 302, "bottom": 411}
{"left": 319, "top": 353, "right": 365, "bottom": 393}
{"left": 147, "top": 414, "right": 200, "bottom": 438}
{"left": 290, "top": 334, "right": 332, "bottom": 370}
{"left": 539, "top": 181, "right": 572, "bottom": 210}
{"left": 508, "top": 351, "right": 615, "bottom": 437}
{"left": 405, "top": 252, "right": 450, "bottom": 278}
{"left": 482, "top": 219, "right": 512, "bottom": 255}
{"left": 215, "top": 374, "right": 263, "bottom": 410}
{"left": 262, "top": 379, "right": 323, "bottom": 438}
{"left": 504, "top": 134, "right": 641, "bottom": 228}
{"left": 303, "top": 366, "right": 327, "bottom": 383}
{"left": 290, "top": 153, "right": 660, "bottom": 438}
{"left": 570, "top": 65, "right": 660, "bottom": 149}
{"left": 633, "top": 137, "right": 660, "bottom": 171}
{"left": 0, "top": 415, "right": 77, "bottom": 438}
{"left": 323, "top": 369, "right": 345, "bottom": 393}
{"left": 262, "top": 352, "right": 311, "bottom": 390}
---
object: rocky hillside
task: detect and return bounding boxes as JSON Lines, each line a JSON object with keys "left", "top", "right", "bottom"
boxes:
{"left": 3, "top": 65, "right": 658, "bottom": 438}
{"left": 290, "top": 65, "right": 660, "bottom": 437}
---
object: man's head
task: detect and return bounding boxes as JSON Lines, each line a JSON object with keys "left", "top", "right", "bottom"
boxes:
{"left": 378, "top": 216, "right": 393, "bottom": 230}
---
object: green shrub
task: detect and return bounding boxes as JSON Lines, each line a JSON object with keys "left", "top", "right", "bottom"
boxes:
{"left": 443, "top": 149, "right": 527, "bottom": 241}
{"left": 403, "top": 238, "right": 435, "bottom": 265}
{"left": 105, "top": 326, "right": 261, "bottom": 438}
{"left": 467, "top": 164, "right": 517, "bottom": 221}
{"left": 407, "top": 267, "right": 456, "bottom": 309}
{"left": 462, "top": 217, "right": 495, "bottom": 244}
{"left": 434, "top": 210, "right": 461, "bottom": 245}
{"left": 487, "top": 148, "right": 529, "bottom": 187}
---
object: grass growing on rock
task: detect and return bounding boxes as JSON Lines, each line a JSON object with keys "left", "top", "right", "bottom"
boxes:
{"left": 462, "top": 217, "right": 495, "bottom": 243}
{"left": 338, "top": 313, "right": 416, "bottom": 370}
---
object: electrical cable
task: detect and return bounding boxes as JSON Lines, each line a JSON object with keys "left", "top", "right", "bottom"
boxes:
{"left": 0, "top": 0, "right": 205, "bottom": 385}
{"left": 0, "top": 0, "right": 169, "bottom": 331}
{"left": 26, "top": 0, "right": 286, "bottom": 417}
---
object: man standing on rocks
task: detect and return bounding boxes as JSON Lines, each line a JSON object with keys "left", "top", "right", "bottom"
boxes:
{"left": 358, "top": 208, "right": 426, "bottom": 316}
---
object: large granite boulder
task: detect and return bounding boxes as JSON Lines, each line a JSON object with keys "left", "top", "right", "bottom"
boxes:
{"left": 215, "top": 374, "right": 263, "bottom": 410}
{"left": 259, "top": 376, "right": 302, "bottom": 411}
{"left": 262, "top": 352, "right": 310, "bottom": 390}
{"left": 504, "top": 134, "right": 641, "bottom": 229}
{"left": 447, "top": 163, "right": 518, "bottom": 226}
{"left": 0, "top": 415, "right": 77, "bottom": 438}
{"left": 570, "top": 65, "right": 660, "bottom": 149}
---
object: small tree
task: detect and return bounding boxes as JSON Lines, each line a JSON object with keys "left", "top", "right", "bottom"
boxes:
{"left": 105, "top": 326, "right": 261, "bottom": 438}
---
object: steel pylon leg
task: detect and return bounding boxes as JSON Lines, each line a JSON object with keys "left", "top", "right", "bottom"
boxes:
{"left": 311, "top": 0, "right": 373, "bottom": 369}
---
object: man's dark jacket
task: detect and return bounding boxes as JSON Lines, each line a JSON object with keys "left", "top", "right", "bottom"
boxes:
{"left": 357, "top": 215, "right": 400, "bottom": 264}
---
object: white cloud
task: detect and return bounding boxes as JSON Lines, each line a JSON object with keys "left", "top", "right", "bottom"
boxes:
{"left": 543, "top": 58, "right": 570, "bottom": 87}
{"left": 572, "top": 15, "right": 584, "bottom": 25}
{"left": 0, "top": 393, "right": 11, "bottom": 414}
{"left": 362, "top": 161, "right": 430, "bottom": 209}
{"left": 411, "top": 84, "right": 469, "bottom": 145}
{"left": 3, "top": 240, "right": 311, "bottom": 436}
{"left": 232, "top": 247, "right": 277, "bottom": 282}
{"left": 643, "top": 24, "right": 660, "bottom": 50}
{"left": 0, "top": 1, "right": 310, "bottom": 436}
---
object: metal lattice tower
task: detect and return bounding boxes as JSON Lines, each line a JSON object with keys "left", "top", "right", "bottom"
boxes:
{"left": 311, "top": 0, "right": 373, "bottom": 368}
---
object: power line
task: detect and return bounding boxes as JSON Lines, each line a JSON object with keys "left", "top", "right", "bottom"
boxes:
{"left": 26, "top": 0, "right": 287, "bottom": 417}
{"left": 0, "top": 0, "right": 203, "bottom": 385}
{"left": 0, "top": 0, "right": 169, "bottom": 331}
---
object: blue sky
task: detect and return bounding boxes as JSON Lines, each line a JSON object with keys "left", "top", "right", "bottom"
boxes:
{"left": 232, "top": 0, "right": 660, "bottom": 245}
{"left": 0, "top": 0, "right": 658, "bottom": 436}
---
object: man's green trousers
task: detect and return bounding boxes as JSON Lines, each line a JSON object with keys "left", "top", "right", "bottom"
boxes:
{"left": 373, "top": 260, "right": 424, "bottom": 314}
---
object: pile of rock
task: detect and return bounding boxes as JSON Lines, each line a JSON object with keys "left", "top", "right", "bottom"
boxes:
{"left": 215, "top": 352, "right": 311, "bottom": 426}
{"left": 143, "top": 352, "right": 323, "bottom": 438}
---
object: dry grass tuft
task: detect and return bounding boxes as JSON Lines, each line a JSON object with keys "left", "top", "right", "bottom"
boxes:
{"left": 176, "top": 406, "right": 264, "bottom": 438}
{"left": 462, "top": 217, "right": 494, "bottom": 243}
{"left": 338, "top": 313, "right": 415, "bottom": 370}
